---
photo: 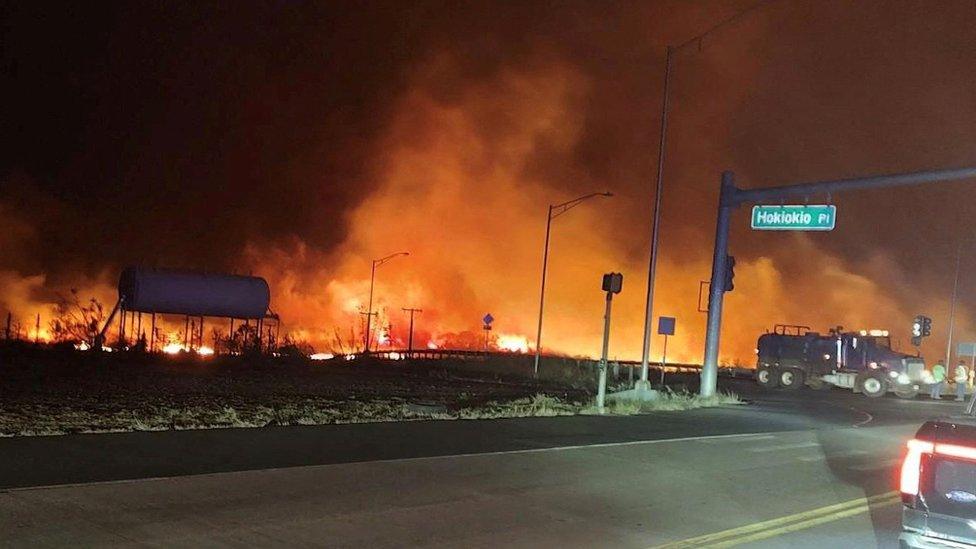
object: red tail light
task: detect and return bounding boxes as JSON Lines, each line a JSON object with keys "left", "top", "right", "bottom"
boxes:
{"left": 900, "top": 438, "right": 976, "bottom": 505}
{"left": 931, "top": 442, "right": 976, "bottom": 461}
{"left": 901, "top": 439, "right": 933, "bottom": 497}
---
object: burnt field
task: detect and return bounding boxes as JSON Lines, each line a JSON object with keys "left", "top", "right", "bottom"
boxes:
{"left": 0, "top": 343, "right": 596, "bottom": 436}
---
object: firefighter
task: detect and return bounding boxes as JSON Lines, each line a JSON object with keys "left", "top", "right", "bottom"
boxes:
{"left": 956, "top": 359, "right": 970, "bottom": 402}
{"left": 931, "top": 360, "right": 946, "bottom": 399}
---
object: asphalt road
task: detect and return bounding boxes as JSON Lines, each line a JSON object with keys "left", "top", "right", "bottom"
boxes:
{"left": 0, "top": 378, "right": 970, "bottom": 547}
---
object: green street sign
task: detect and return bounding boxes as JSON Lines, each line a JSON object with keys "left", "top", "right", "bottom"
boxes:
{"left": 750, "top": 205, "right": 836, "bottom": 231}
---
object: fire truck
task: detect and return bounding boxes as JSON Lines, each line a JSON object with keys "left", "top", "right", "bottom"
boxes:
{"left": 756, "top": 324, "right": 928, "bottom": 398}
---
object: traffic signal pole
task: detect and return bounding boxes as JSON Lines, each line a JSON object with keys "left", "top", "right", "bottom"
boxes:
{"left": 701, "top": 172, "right": 736, "bottom": 397}
{"left": 701, "top": 166, "right": 976, "bottom": 398}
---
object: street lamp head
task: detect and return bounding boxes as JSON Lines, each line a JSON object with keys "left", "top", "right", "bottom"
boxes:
{"left": 374, "top": 251, "right": 410, "bottom": 267}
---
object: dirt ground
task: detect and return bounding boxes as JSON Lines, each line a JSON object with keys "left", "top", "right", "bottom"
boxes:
{"left": 0, "top": 343, "right": 593, "bottom": 435}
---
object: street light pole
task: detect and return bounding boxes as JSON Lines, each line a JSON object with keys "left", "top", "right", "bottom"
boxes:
{"left": 364, "top": 251, "right": 409, "bottom": 353}
{"left": 533, "top": 192, "right": 613, "bottom": 376}
{"left": 533, "top": 206, "right": 554, "bottom": 376}
{"left": 947, "top": 239, "right": 962, "bottom": 367}
{"left": 365, "top": 261, "right": 377, "bottom": 352}
{"left": 639, "top": 45, "right": 672, "bottom": 388}
{"left": 638, "top": 2, "right": 776, "bottom": 390}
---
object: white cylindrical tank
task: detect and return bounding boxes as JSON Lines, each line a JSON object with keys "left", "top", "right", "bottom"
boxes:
{"left": 118, "top": 267, "right": 270, "bottom": 319}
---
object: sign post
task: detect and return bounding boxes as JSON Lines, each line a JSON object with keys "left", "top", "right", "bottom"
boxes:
{"left": 657, "top": 316, "right": 676, "bottom": 385}
{"left": 483, "top": 313, "right": 494, "bottom": 353}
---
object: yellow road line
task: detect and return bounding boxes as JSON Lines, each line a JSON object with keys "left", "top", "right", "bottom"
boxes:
{"left": 710, "top": 493, "right": 900, "bottom": 547}
{"left": 651, "top": 491, "right": 899, "bottom": 548}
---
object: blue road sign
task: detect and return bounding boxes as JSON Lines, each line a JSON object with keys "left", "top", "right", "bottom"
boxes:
{"left": 658, "top": 316, "right": 676, "bottom": 336}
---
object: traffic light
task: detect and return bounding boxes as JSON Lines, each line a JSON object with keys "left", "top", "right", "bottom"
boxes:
{"left": 911, "top": 315, "right": 932, "bottom": 346}
{"left": 602, "top": 272, "right": 623, "bottom": 294}
{"left": 723, "top": 255, "right": 736, "bottom": 292}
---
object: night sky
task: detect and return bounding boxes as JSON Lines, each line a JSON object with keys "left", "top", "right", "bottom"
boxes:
{"left": 4, "top": 0, "right": 976, "bottom": 360}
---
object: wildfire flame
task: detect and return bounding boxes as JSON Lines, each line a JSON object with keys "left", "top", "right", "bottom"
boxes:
{"left": 497, "top": 334, "right": 530, "bottom": 353}
{"left": 162, "top": 342, "right": 184, "bottom": 354}
{"left": 5, "top": 27, "right": 974, "bottom": 367}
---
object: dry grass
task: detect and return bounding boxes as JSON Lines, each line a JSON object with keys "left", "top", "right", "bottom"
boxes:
{"left": 589, "top": 390, "right": 743, "bottom": 415}
{"left": 0, "top": 365, "right": 741, "bottom": 436}
{"left": 457, "top": 394, "right": 581, "bottom": 419}
{"left": 0, "top": 395, "right": 576, "bottom": 435}
{"left": 0, "top": 390, "right": 741, "bottom": 436}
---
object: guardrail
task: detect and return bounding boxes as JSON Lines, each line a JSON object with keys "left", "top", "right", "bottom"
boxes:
{"left": 359, "top": 349, "right": 755, "bottom": 379}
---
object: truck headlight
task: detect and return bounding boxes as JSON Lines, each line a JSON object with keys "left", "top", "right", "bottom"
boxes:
{"left": 898, "top": 373, "right": 910, "bottom": 384}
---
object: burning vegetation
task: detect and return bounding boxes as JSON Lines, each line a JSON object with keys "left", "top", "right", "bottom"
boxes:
{"left": 3, "top": 2, "right": 976, "bottom": 364}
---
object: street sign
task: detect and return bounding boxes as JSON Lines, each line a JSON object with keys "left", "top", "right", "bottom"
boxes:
{"left": 483, "top": 313, "right": 494, "bottom": 326}
{"left": 658, "top": 316, "right": 675, "bottom": 336}
{"left": 750, "top": 205, "right": 836, "bottom": 231}
{"left": 959, "top": 342, "right": 976, "bottom": 357}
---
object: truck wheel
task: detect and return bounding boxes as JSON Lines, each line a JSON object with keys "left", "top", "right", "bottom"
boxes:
{"left": 779, "top": 368, "right": 805, "bottom": 390}
{"left": 757, "top": 366, "right": 779, "bottom": 389}
{"left": 859, "top": 372, "right": 887, "bottom": 398}
{"left": 894, "top": 384, "right": 920, "bottom": 399}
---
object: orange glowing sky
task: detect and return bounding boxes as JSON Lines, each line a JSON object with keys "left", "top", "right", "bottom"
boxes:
{"left": 4, "top": 1, "right": 976, "bottom": 365}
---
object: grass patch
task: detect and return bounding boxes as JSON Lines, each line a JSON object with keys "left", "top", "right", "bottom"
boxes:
{"left": 0, "top": 390, "right": 740, "bottom": 437}
{"left": 591, "top": 389, "right": 742, "bottom": 415}
{"left": 457, "top": 394, "right": 581, "bottom": 419}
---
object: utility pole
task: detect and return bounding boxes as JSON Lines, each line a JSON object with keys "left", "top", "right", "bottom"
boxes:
{"left": 401, "top": 308, "right": 422, "bottom": 354}
{"left": 701, "top": 166, "right": 976, "bottom": 398}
